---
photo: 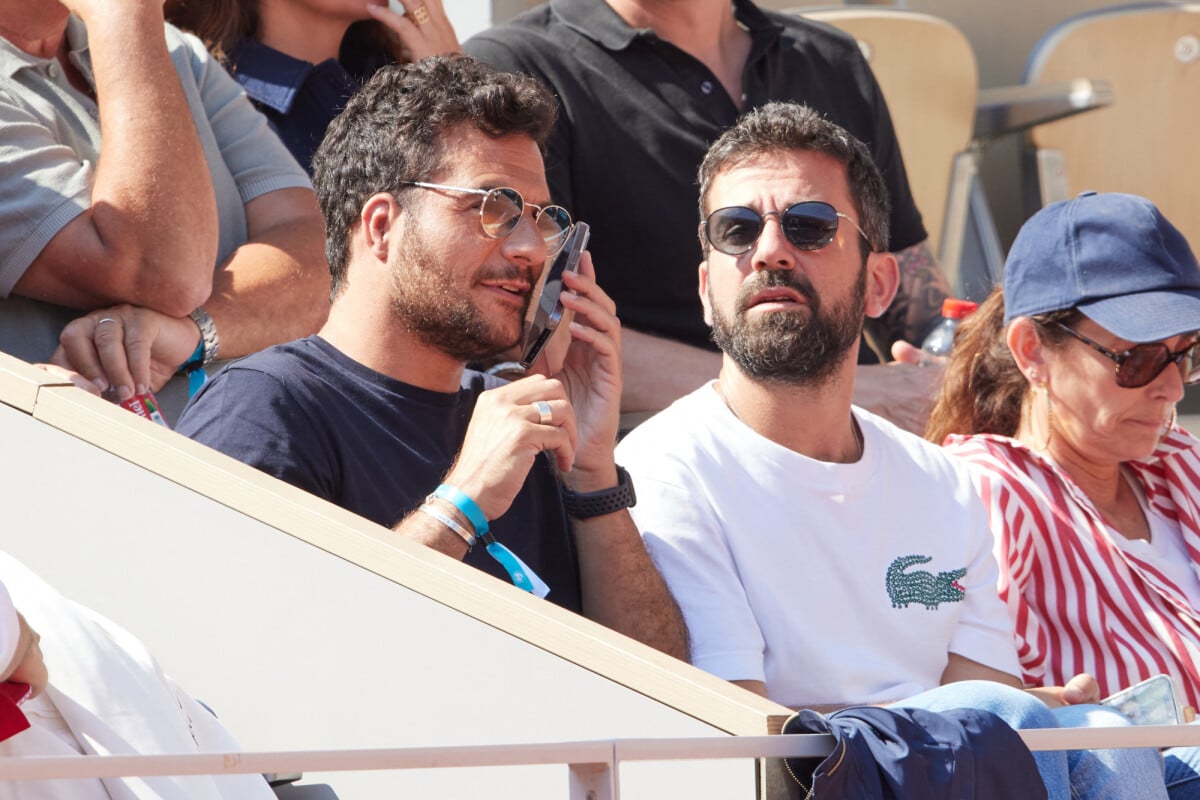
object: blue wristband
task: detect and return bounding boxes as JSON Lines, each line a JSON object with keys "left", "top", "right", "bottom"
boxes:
{"left": 178, "top": 341, "right": 208, "bottom": 399}
{"left": 178, "top": 341, "right": 204, "bottom": 374}
{"left": 433, "top": 484, "right": 489, "bottom": 537}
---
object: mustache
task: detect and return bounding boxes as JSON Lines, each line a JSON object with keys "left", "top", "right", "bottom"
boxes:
{"left": 734, "top": 270, "right": 818, "bottom": 313}
{"left": 478, "top": 262, "right": 535, "bottom": 284}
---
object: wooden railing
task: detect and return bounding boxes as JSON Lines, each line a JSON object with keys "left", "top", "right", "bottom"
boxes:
{"left": 3, "top": 726, "right": 1200, "bottom": 800}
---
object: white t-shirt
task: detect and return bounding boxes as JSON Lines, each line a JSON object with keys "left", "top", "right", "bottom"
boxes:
{"left": 616, "top": 382, "right": 1019, "bottom": 709}
{"left": 1117, "top": 472, "right": 1200, "bottom": 610}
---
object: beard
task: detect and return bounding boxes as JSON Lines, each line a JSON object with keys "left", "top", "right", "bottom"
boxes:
{"left": 388, "top": 224, "right": 532, "bottom": 363}
{"left": 709, "top": 266, "right": 866, "bottom": 386}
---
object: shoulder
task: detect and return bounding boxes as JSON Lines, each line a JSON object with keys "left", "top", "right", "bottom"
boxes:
{"left": 755, "top": 10, "right": 883, "bottom": 107}
{"left": 162, "top": 22, "right": 219, "bottom": 73}
{"left": 857, "top": 408, "right": 971, "bottom": 479}
{"left": 943, "top": 433, "right": 1044, "bottom": 482}
{"left": 624, "top": 383, "right": 715, "bottom": 448}
{"left": 177, "top": 339, "right": 329, "bottom": 430}
{"left": 1149, "top": 426, "right": 1200, "bottom": 471}
{"left": 464, "top": 5, "right": 564, "bottom": 67}
{"left": 617, "top": 386, "right": 722, "bottom": 472}
{"left": 754, "top": 7, "right": 873, "bottom": 75}
{"left": 766, "top": 10, "right": 864, "bottom": 56}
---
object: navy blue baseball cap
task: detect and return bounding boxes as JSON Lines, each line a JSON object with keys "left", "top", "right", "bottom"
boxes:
{"left": 1003, "top": 192, "right": 1200, "bottom": 342}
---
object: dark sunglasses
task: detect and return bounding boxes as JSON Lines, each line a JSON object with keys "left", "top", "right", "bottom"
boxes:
{"left": 1052, "top": 321, "right": 1200, "bottom": 388}
{"left": 400, "top": 181, "right": 573, "bottom": 254}
{"left": 701, "top": 201, "right": 871, "bottom": 256}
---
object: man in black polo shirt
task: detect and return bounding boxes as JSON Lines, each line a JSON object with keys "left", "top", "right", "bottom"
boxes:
{"left": 466, "top": 0, "right": 949, "bottom": 431}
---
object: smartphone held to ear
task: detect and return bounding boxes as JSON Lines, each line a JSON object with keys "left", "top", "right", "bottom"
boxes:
{"left": 520, "top": 222, "right": 590, "bottom": 369}
{"left": 1100, "top": 674, "right": 1192, "bottom": 726}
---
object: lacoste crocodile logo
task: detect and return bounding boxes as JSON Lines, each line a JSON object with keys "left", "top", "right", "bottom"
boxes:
{"left": 886, "top": 555, "right": 967, "bottom": 610}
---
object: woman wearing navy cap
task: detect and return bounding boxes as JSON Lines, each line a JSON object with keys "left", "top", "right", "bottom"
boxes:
{"left": 928, "top": 192, "right": 1200, "bottom": 797}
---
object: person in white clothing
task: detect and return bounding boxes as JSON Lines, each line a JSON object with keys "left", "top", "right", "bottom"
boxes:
{"left": 623, "top": 384, "right": 1021, "bottom": 707}
{"left": 0, "top": 580, "right": 47, "bottom": 703}
{"left": 616, "top": 102, "right": 1166, "bottom": 800}
{"left": 0, "top": 553, "right": 273, "bottom": 799}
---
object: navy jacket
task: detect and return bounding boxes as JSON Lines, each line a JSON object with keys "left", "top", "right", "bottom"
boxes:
{"left": 783, "top": 706, "right": 1047, "bottom": 799}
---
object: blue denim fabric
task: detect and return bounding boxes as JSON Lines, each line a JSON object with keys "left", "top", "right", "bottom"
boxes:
{"left": 1163, "top": 738, "right": 1200, "bottom": 800}
{"left": 895, "top": 681, "right": 1167, "bottom": 800}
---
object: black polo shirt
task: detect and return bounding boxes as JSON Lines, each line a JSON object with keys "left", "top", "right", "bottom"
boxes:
{"left": 466, "top": 0, "right": 926, "bottom": 356}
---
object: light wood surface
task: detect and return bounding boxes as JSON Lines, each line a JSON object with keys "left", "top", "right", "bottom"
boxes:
{"left": 15, "top": 366, "right": 788, "bottom": 736}
{"left": 1027, "top": 4, "right": 1200, "bottom": 248}
{"left": 0, "top": 351, "right": 800, "bottom": 797}
{"left": 799, "top": 9, "right": 979, "bottom": 252}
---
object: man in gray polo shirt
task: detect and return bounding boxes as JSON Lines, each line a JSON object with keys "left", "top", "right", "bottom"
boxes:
{"left": 0, "top": 0, "right": 329, "bottom": 420}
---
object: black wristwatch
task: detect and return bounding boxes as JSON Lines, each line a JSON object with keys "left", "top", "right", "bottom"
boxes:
{"left": 560, "top": 465, "right": 637, "bottom": 519}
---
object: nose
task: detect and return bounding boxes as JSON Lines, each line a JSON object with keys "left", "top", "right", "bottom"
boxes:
{"left": 751, "top": 213, "right": 796, "bottom": 273}
{"left": 499, "top": 207, "right": 549, "bottom": 267}
{"left": 1150, "top": 354, "right": 1187, "bottom": 403}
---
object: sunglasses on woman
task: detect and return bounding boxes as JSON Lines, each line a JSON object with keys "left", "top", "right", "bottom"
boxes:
{"left": 400, "top": 181, "right": 573, "bottom": 254}
{"left": 1053, "top": 321, "right": 1200, "bottom": 388}
{"left": 700, "top": 201, "right": 871, "bottom": 256}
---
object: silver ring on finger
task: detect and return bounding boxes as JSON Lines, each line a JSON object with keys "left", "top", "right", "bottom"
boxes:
{"left": 96, "top": 317, "right": 116, "bottom": 326}
{"left": 534, "top": 400, "right": 553, "bottom": 426}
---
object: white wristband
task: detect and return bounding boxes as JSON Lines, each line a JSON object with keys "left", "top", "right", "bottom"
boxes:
{"left": 419, "top": 503, "right": 475, "bottom": 550}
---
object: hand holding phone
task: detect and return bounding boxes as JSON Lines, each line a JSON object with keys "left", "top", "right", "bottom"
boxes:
{"left": 520, "top": 222, "right": 590, "bottom": 369}
{"left": 1100, "top": 674, "right": 1189, "bottom": 726}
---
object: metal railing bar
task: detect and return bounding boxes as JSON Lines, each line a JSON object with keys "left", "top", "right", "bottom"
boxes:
{"left": 1, "top": 725, "right": 1197, "bottom": 782}
{"left": 0, "top": 740, "right": 613, "bottom": 781}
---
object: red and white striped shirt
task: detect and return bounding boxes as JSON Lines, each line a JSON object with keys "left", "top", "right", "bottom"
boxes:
{"left": 945, "top": 428, "right": 1200, "bottom": 708}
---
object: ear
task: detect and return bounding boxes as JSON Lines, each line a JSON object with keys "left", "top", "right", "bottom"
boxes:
{"left": 1006, "top": 317, "right": 1046, "bottom": 379}
{"left": 360, "top": 193, "right": 403, "bottom": 265}
{"left": 698, "top": 257, "right": 714, "bottom": 327}
{"left": 863, "top": 251, "right": 899, "bottom": 319}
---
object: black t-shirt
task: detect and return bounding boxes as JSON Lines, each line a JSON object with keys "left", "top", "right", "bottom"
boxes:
{"left": 466, "top": 0, "right": 927, "bottom": 358}
{"left": 176, "top": 336, "right": 582, "bottom": 611}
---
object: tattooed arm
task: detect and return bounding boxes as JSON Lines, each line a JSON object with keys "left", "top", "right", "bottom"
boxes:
{"left": 863, "top": 239, "right": 950, "bottom": 352}
{"left": 850, "top": 239, "right": 949, "bottom": 434}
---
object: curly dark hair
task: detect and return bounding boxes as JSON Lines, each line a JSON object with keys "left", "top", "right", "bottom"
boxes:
{"left": 696, "top": 102, "right": 890, "bottom": 258}
{"left": 924, "top": 288, "right": 1081, "bottom": 444}
{"left": 311, "top": 54, "right": 558, "bottom": 299}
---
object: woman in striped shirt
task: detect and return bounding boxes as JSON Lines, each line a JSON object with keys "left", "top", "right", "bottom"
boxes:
{"left": 927, "top": 192, "right": 1200, "bottom": 797}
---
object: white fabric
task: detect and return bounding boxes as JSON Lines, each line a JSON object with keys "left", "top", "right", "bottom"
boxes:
{"left": 0, "top": 553, "right": 274, "bottom": 800}
{"left": 617, "top": 382, "right": 1018, "bottom": 709}
{"left": 1120, "top": 479, "right": 1200, "bottom": 610}
{"left": 0, "top": 579, "right": 19, "bottom": 678}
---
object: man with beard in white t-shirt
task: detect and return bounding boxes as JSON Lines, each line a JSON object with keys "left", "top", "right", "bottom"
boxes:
{"left": 616, "top": 101, "right": 1167, "bottom": 800}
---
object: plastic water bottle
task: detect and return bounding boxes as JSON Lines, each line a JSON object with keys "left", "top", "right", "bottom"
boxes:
{"left": 921, "top": 298, "right": 979, "bottom": 357}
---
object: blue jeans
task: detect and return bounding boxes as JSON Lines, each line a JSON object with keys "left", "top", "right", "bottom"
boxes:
{"left": 1163, "top": 732, "right": 1200, "bottom": 800}
{"left": 894, "top": 681, "right": 1167, "bottom": 800}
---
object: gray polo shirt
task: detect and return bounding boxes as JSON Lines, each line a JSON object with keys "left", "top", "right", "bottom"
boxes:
{"left": 0, "top": 18, "right": 311, "bottom": 418}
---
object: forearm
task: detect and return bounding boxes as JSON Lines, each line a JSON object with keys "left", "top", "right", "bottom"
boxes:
{"left": 82, "top": 6, "right": 217, "bottom": 311}
{"left": 850, "top": 362, "right": 940, "bottom": 434}
{"left": 571, "top": 508, "right": 689, "bottom": 660}
{"left": 620, "top": 328, "right": 721, "bottom": 413}
{"left": 203, "top": 190, "right": 329, "bottom": 360}
{"left": 393, "top": 499, "right": 474, "bottom": 559}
